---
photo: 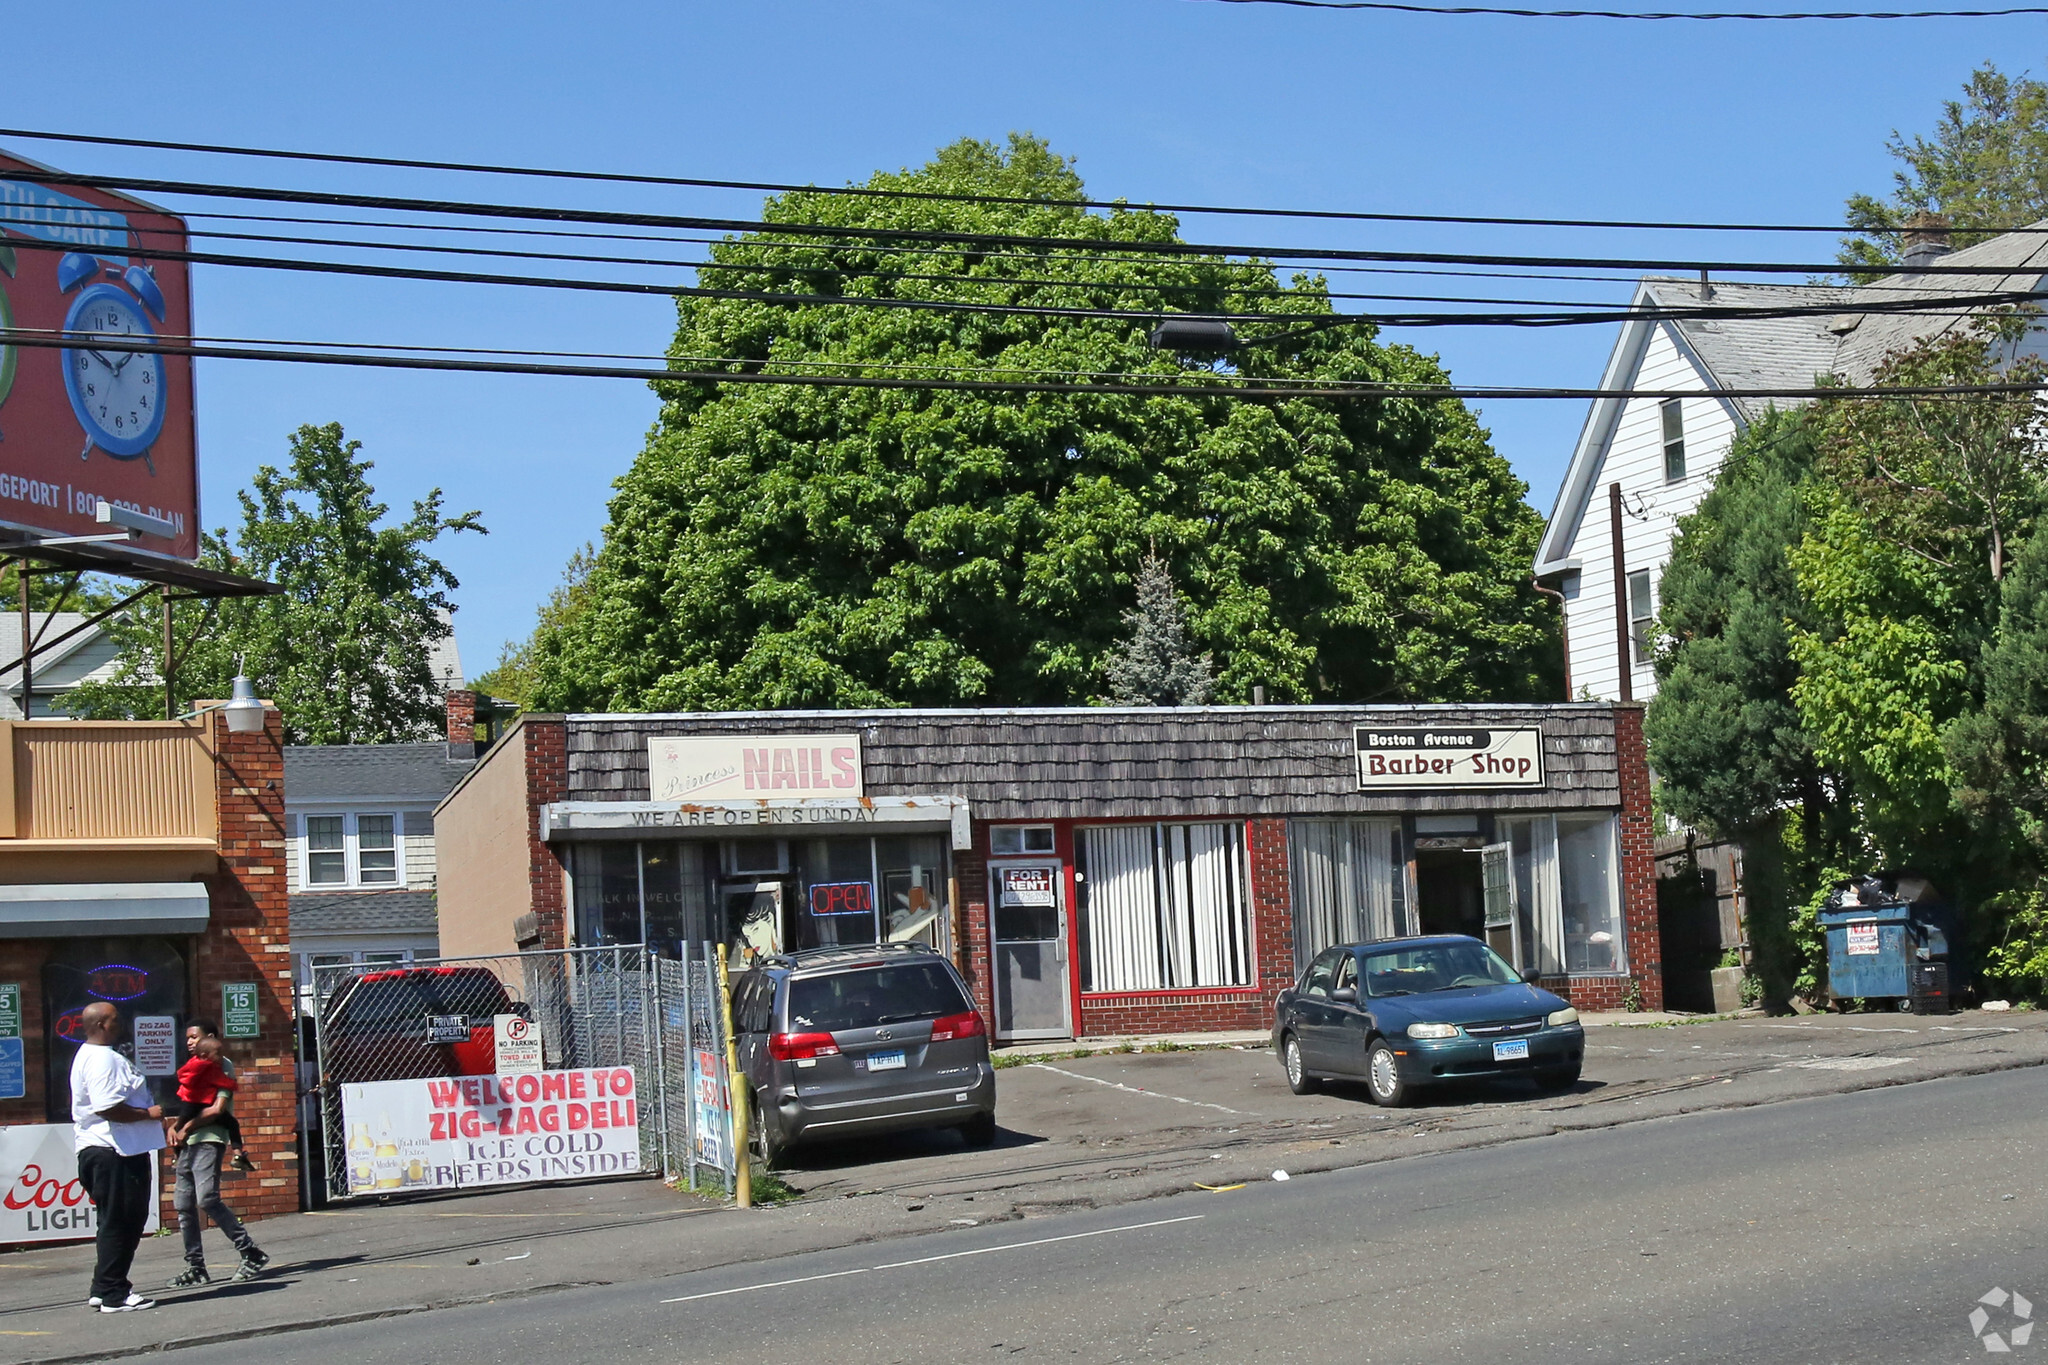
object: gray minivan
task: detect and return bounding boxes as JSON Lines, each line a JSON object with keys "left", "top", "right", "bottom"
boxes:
{"left": 732, "top": 943, "right": 997, "bottom": 1162}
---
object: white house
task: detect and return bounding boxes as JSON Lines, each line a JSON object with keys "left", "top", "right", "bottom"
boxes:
{"left": 1534, "top": 224, "right": 2048, "bottom": 702}
{"left": 0, "top": 613, "right": 124, "bottom": 717}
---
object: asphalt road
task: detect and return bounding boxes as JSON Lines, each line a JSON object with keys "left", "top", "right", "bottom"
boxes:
{"left": 197, "top": 1064, "right": 2048, "bottom": 1365}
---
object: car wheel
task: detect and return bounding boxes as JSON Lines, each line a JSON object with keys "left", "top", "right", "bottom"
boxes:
{"left": 958, "top": 1110, "right": 998, "bottom": 1147}
{"left": 1282, "top": 1034, "right": 1320, "bottom": 1095}
{"left": 1534, "top": 1063, "right": 1581, "bottom": 1092}
{"left": 1365, "top": 1040, "right": 1409, "bottom": 1107}
{"left": 751, "top": 1093, "right": 786, "bottom": 1167}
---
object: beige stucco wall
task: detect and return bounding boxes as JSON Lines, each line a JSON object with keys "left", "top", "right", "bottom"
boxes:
{"left": 433, "top": 731, "right": 530, "bottom": 958}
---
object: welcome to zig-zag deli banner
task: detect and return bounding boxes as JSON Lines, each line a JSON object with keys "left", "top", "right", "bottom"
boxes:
{"left": 339, "top": 1067, "right": 640, "bottom": 1195}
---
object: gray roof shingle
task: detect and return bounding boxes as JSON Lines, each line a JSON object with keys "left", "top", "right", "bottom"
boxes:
{"left": 286, "top": 743, "right": 475, "bottom": 802}
{"left": 290, "top": 890, "right": 439, "bottom": 935}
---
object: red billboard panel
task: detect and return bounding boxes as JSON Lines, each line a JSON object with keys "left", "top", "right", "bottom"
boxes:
{"left": 0, "top": 151, "right": 199, "bottom": 560}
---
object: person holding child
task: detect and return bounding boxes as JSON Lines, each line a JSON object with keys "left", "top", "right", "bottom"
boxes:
{"left": 165, "top": 1020, "right": 268, "bottom": 1287}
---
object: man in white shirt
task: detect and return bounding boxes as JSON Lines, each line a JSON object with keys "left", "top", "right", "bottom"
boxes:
{"left": 71, "top": 1002, "right": 166, "bottom": 1313}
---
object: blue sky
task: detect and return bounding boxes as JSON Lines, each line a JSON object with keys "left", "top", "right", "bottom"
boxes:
{"left": 1, "top": 1, "right": 2041, "bottom": 674}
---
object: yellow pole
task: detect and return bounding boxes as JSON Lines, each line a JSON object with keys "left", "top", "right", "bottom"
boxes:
{"left": 716, "top": 944, "right": 752, "bottom": 1209}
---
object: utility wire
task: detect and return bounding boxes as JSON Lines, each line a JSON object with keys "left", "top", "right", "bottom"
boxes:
{"left": 0, "top": 165, "right": 2032, "bottom": 278}
{"left": 0, "top": 124, "right": 2037, "bottom": 235}
{"left": 1192, "top": 0, "right": 2048, "bottom": 16}
{"left": 1, "top": 225, "right": 2038, "bottom": 332}
{"left": 7, "top": 329, "right": 2044, "bottom": 400}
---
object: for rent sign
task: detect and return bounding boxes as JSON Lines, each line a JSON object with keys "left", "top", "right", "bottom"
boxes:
{"left": 649, "top": 734, "right": 862, "bottom": 801}
{"left": 339, "top": 1067, "right": 640, "bottom": 1195}
{"left": 0, "top": 1124, "right": 159, "bottom": 1242}
{"left": 1354, "top": 727, "right": 1545, "bottom": 789}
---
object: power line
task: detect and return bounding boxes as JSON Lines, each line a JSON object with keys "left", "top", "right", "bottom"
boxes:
{"left": 3, "top": 223, "right": 2040, "bottom": 333}
{"left": 0, "top": 165, "right": 2031, "bottom": 278}
{"left": 7, "top": 328, "right": 2044, "bottom": 401}
{"left": 1192, "top": 0, "right": 2048, "bottom": 16}
{"left": 7, "top": 125, "right": 2047, "bottom": 238}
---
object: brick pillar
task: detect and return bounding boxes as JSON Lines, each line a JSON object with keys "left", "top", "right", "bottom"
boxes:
{"left": 525, "top": 717, "right": 571, "bottom": 949}
{"left": 195, "top": 703, "right": 298, "bottom": 1220}
{"left": 955, "top": 826, "right": 992, "bottom": 1023}
{"left": 1246, "top": 818, "right": 1297, "bottom": 1008}
{"left": 1614, "top": 703, "right": 1664, "bottom": 1011}
{"left": 445, "top": 689, "right": 477, "bottom": 750}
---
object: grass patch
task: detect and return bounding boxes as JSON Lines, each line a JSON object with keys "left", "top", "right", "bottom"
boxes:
{"left": 747, "top": 1167, "right": 802, "bottom": 1205}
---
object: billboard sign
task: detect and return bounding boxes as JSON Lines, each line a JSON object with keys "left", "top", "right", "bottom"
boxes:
{"left": 649, "top": 733, "right": 863, "bottom": 801}
{"left": 1354, "top": 727, "right": 1546, "bottom": 790}
{"left": 0, "top": 152, "right": 199, "bottom": 559}
{"left": 0, "top": 1124, "right": 159, "bottom": 1242}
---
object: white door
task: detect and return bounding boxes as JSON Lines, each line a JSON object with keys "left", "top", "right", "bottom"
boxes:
{"left": 989, "top": 861, "right": 1071, "bottom": 1041}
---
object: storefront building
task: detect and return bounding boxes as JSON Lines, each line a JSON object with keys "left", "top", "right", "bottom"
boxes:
{"left": 0, "top": 710, "right": 296, "bottom": 1233}
{"left": 435, "top": 704, "right": 1660, "bottom": 1040}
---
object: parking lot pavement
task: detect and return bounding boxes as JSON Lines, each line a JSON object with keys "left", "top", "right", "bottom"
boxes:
{"left": 767, "top": 1009, "right": 2048, "bottom": 1219}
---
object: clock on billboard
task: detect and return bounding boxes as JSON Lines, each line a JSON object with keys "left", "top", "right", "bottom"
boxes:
{"left": 61, "top": 270, "right": 168, "bottom": 469}
{"left": 0, "top": 151, "right": 199, "bottom": 559}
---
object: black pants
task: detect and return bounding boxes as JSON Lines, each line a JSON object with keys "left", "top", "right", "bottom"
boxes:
{"left": 77, "top": 1147, "right": 153, "bottom": 1303}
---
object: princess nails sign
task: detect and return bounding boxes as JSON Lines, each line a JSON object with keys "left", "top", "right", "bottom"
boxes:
{"left": 1354, "top": 727, "right": 1544, "bottom": 789}
{"left": 649, "top": 734, "right": 862, "bottom": 801}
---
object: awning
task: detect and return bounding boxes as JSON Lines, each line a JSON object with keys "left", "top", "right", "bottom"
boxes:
{"left": 539, "top": 795, "right": 971, "bottom": 852}
{"left": 0, "top": 882, "right": 210, "bottom": 937}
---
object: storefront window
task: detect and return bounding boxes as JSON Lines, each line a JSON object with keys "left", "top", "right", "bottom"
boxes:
{"left": 572, "top": 843, "right": 645, "bottom": 947}
{"left": 1288, "top": 819, "right": 1407, "bottom": 972}
{"left": 42, "top": 938, "right": 187, "bottom": 1122}
{"left": 877, "top": 834, "right": 947, "bottom": 947}
{"left": 1557, "top": 814, "right": 1625, "bottom": 973}
{"left": 791, "top": 838, "right": 880, "bottom": 949}
{"left": 1502, "top": 816, "right": 1564, "bottom": 976}
{"left": 640, "top": 842, "right": 713, "bottom": 957}
{"left": 1077, "top": 823, "right": 1251, "bottom": 992}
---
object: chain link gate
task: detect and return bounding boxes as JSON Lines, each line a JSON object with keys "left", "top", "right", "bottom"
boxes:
{"left": 302, "top": 944, "right": 735, "bottom": 1202}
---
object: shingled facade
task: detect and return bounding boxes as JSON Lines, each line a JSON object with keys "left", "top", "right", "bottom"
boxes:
{"left": 436, "top": 704, "right": 1661, "bottom": 1040}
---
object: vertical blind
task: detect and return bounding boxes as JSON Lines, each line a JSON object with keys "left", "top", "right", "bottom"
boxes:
{"left": 1079, "top": 823, "right": 1251, "bottom": 992}
{"left": 1288, "top": 819, "right": 1408, "bottom": 972}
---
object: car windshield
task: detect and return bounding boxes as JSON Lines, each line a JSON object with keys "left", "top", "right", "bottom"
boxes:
{"left": 1361, "top": 942, "right": 1522, "bottom": 997}
{"left": 788, "top": 963, "right": 969, "bottom": 1033}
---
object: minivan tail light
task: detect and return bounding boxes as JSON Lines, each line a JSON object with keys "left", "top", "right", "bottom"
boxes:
{"left": 930, "top": 1010, "right": 985, "bottom": 1042}
{"left": 769, "top": 1031, "right": 840, "bottom": 1061}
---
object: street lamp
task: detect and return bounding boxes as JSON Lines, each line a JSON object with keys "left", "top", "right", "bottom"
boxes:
{"left": 220, "top": 672, "right": 267, "bottom": 734}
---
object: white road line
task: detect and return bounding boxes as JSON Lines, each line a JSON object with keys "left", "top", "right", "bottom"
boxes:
{"left": 1030, "top": 1062, "right": 1253, "bottom": 1115}
{"left": 1936, "top": 1025, "right": 2022, "bottom": 1034}
{"left": 657, "top": 1215, "right": 1206, "bottom": 1304}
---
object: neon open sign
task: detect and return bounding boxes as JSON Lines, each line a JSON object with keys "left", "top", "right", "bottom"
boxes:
{"left": 810, "top": 882, "right": 875, "bottom": 918}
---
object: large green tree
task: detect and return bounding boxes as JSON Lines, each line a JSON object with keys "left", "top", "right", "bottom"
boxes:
{"left": 529, "top": 136, "right": 1557, "bottom": 711}
{"left": 1842, "top": 63, "right": 2048, "bottom": 278}
{"left": 66, "top": 423, "right": 484, "bottom": 744}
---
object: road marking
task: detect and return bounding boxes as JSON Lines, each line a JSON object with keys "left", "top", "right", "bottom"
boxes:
{"left": 1843, "top": 1026, "right": 1916, "bottom": 1033}
{"left": 658, "top": 1215, "right": 1206, "bottom": 1304}
{"left": 1936, "top": 1025, "right": 2021, "bottom": 1034}
{"left": 1779, "top": 1056, "right": 1911, "bottom": 1071}
{"left": 1030, "top": 1063, "right": 1252, "bottom": 1115}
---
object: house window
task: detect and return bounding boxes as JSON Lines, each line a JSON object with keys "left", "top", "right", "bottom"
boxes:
{"left": 1661, "top": 399, "right": 1686, "bottom": 482}
{"left": 301, "top": 813, "right": 405, "bottom": 888}
{"left": 1628, "top": 570, "right": 1656, "bottom": 665}
{"left": 1076, "top": 822, "right": 1252, "bottom": 992}
{"left": 990, "top": 825, "right": 1055, "bottom": 856}
{"left": 305, "top": 816, "right": 347, "bottom": 885}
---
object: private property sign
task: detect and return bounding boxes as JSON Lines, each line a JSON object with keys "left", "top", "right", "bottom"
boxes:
{"left": 340, "top": 1067, "right": 640, "bottom": 1194}
{"left": 649, "top": 734, "right": 862, "bottom": 801}
{"left": 1354, "top": 727, "right": 1544, "bottom": 790}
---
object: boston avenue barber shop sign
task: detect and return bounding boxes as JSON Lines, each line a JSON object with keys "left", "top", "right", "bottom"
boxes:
{"left": 1354, "top": 727, "right": 1544, "bottom": 789}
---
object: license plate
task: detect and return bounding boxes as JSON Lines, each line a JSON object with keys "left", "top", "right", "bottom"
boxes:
{"left": 866, "top": 1051, "right": 906, "bottom": 1071}
{"left": 1492, "top": 1039, "right": 1530, "bottom": 1062}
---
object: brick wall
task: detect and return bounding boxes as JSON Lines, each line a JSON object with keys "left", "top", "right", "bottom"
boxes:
{"left": 0, "top": 940, "right": 52, "bottom": 1130}
{"left": 194, "top": 704, "right": 297, "bottom": 1222}
{"left": 955, "top": 830, "right": 992, "bottom": 1023}
{"left": 525, "top": 719, "right": 571, "bottom": 950}
{"left": 445, "top": 689, "right": 477, "bottom": 748}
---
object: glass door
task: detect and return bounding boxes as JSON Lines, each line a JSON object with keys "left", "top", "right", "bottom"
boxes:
{"left": 989, "top": 861, "right": 1071, "bottom": 1041}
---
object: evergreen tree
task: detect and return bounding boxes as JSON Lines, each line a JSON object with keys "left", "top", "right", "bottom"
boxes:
{"left": 1103, "top": 552, "right": 1214, "bottom": 706}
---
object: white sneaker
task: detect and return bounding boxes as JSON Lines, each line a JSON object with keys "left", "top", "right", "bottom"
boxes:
{"left": 86, "top": 1296, "right": 101, "bottom": 1309}
{"left": 98, "top": 1293, "right": 154, "bottom": 1313}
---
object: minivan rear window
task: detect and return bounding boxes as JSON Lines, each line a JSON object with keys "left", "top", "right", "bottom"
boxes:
{"left": 788, "top": 963, "right": 970, "bottom": 1033}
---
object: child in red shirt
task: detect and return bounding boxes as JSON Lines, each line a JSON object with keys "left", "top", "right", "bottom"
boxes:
{"left": 170, "top": 1043, "right": 255, "bottom": 1172}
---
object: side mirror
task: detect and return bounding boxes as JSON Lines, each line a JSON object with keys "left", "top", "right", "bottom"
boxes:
{"left": 1522, "top": 968, "right": 1542, "bottom": 984}
{"left": 1331, "top": 986, "right": 1358, "bottom": 1005}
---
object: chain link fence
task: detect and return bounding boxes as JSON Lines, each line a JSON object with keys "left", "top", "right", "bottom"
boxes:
{"left": 301, "top": 944, "right": 735, "bottom": 1202}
